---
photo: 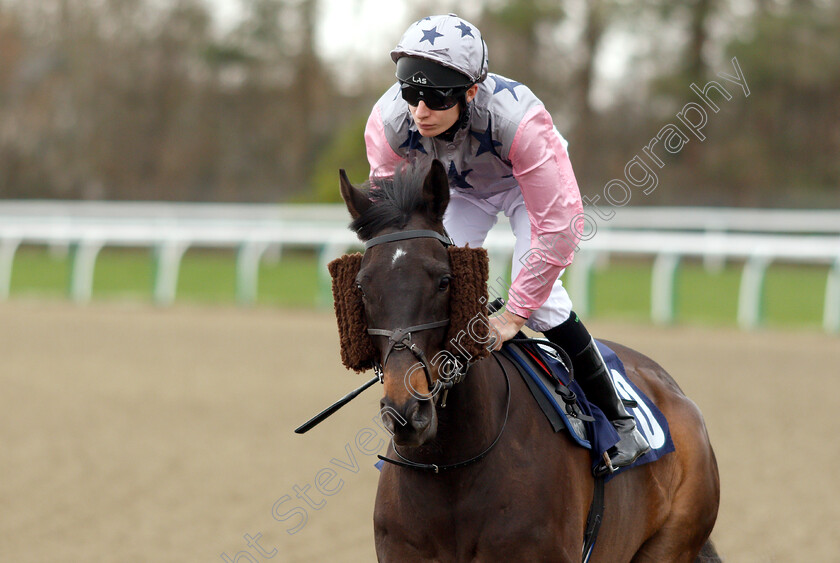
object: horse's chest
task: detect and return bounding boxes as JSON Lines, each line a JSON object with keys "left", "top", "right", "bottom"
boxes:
{"left": 375, "top": 478, "right": 566, "bottom": 561}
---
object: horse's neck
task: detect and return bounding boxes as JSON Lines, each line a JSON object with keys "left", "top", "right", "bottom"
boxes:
{"left": 426, "top": 356, "right": 506, "bottom": 458}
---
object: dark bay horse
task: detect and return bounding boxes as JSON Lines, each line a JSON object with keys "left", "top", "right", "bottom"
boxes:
{"left": 330, "top": 160, "right": 720, "bottom": 562}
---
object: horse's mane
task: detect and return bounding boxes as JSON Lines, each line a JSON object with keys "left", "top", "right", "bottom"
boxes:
{"left": 349, "top": 163, "right": 435, "bottom": 241}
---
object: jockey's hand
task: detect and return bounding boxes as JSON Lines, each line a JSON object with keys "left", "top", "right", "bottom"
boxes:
{"left": 489, "top": 309, "right": 528, "bottom": 351}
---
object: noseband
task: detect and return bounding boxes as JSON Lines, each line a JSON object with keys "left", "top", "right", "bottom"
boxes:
{"left": 363, "top": 229, "right": 465, "bottom": 402}
{"left": 368, "top": 319, "right": 451, "bottom": 397}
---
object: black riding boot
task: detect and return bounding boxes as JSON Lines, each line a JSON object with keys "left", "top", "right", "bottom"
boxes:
{"left": 544, "top": 313, "right": 650, "bottom": 475}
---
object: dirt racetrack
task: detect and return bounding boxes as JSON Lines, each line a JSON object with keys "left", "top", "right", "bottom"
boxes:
{"left": 1, "top": 300, "right": 838, "bottom": 562}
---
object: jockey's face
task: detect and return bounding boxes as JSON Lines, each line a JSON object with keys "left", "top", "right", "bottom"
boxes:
{"left": 409, "top": 85, "right": 478, "bottom": 138}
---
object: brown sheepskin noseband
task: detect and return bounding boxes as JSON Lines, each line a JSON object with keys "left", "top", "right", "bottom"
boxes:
{"left": 445, "top": 246, "right": 491, "bottom": 362}
{"left": 327, "top": 252, "right": 376, "bottom": 372}
{"left": 328, "top": 246, "right": 491, "bottom": 373}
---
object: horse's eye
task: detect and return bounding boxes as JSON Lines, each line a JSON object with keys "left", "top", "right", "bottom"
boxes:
{"left": 356, "top": 283, "right": 366, "bottom": 297}
{"left": 438, "top": 276, "right": 452, "bottom": 291}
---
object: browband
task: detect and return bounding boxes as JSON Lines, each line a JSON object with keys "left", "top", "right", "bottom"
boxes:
{"left": 364, "top": 230, "right": 453, "bottom": 250}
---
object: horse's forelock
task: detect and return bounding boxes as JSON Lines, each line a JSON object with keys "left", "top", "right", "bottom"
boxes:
{"left": 349, "top": 163, "right": 438, "bottom": 241}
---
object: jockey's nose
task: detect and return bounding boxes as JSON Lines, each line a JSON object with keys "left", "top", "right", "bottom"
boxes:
{"left": 415, "top": 100, "right": 432, "bottom": 116}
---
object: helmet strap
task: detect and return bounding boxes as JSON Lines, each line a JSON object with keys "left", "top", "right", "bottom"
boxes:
{"left": 436, "top": 94, "right": 472, "bottom": 142}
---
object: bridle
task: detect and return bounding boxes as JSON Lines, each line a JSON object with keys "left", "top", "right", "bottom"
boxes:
{"left": 363, "top": 228, "right": 511, "bottom": 474}
{"left": 368, "top": 319, "right": 452, "bottom": 399}
{"left": 378, "top": 353, "right": 511, "bottom": 474}
{"left": 363, "top": 229, "right": 468, "bottom": 403}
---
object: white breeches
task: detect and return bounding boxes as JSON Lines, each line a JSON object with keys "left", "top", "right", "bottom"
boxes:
{"left": 442, "top": 188, "right": 573, "bottom": 333}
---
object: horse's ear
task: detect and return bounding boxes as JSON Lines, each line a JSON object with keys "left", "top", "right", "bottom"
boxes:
{"left": 328, "top": 253, "right": 377, "bottom": 372}
{"left": 445, "top": 246, "right": 492, "bottom": 362}
{"left": 339, "top": 169, "right": 371, "bottom": 220}
{"left": 422, "top": 159, "right": 450, "bottom": 220}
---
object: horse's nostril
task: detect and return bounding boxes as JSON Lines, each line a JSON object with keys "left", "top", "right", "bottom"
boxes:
{"left": 380, "top": 413, "right": 396, "bottom": 436}
{"left": 382, "top": 415, "right": 396, "bottom": 435}
{"left": 411, "top": 405, "right": 430, "bottom": 428}
{"left": 379, "top": 396, "right": 437, "bottom": 446}
{"left": 379, "top": 398, "right": 403, "bottom": 435}
{"left": 404, "top": 401, "right": 419, "bottom": 418}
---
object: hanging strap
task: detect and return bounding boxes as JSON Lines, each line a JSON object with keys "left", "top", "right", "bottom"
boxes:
{"left": 582, "top": 475, "right": 606, "bottom": 563}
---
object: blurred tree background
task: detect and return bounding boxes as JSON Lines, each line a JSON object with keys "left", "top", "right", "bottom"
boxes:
{"left": 0, "top": 0, "right": 837, "bottom": 205}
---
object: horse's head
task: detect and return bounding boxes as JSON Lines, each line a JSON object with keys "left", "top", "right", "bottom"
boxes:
{"left": 329, "top": 160, "right": 491, "bottom": 447}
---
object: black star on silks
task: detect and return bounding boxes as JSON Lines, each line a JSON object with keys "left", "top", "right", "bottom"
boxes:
{"left": 448, "top": 161, "right": 474, "bottom": 190}
{"left": 470, "top": 121, "right": 502, "bottom": 158}
{"left": 420, "top": 27, "right": 444, "bottom": 45}
{"left": 455, "top": 22, "right": 473, "bottom": 37}
{"left": 492, "top": 76, "right": 523, "bottom": 101}
{"left": 400, "top": 129, "right": 427, "bottom": 154}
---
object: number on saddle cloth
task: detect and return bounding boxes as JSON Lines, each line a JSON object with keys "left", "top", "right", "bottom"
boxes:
{"left": 502, "top": 339, "right": 676, "bottom": 478}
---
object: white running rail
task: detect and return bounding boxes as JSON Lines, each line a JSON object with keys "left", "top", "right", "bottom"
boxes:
{"left": 1, "top": 201, "right": 839, "bottom": 332}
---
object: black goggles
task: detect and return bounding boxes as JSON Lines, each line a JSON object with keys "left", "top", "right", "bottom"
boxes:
{"left": 400, "top": 83, "right": 465, "bottom": 111}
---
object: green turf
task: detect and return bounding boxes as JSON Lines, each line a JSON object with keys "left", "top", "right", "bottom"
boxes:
{"left": 9, "top": 245, "right": 71, "bottom": 297}
{"left": 176, "top": 249, "right": 238, "bottom": 303}
{"left": 564, "top": 258, "right": 829, "bottom": 329}
{"left": 5, "top": 246, "right": 832, "bottom": 329}
{"left": 763, "top": 263, "right": 830, "bottom": 328}
{"left": 256, "top": 251, "right": 322, "bottom": 308}
{"left": 92, "top": 248, "right": 154, "bottom": 299}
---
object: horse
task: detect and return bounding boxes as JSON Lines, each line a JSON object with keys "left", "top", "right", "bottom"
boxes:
{"left": 328, "top": 160, "right": 721, "bottom": 562}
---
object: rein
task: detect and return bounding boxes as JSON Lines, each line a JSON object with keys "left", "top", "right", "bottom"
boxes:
{"left": 377, "top": 352, "right": 512, "bottom": 474}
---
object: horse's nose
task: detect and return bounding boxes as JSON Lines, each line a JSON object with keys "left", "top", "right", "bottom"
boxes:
{"left": 378, "top": 397, "right": 401, "bottom": 436}
{"left": 379, "top": 396, "right": 436, "bottom": 445}
{"left": 379, "top": 396, "right": 411, "bottom": 435}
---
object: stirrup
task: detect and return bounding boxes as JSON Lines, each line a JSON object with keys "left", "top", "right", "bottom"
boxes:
{"left": 596, "top": 451, "right": 615, "bottom": 476}
{"left": 593, "top": 435, "right": 651, "bottom": 476}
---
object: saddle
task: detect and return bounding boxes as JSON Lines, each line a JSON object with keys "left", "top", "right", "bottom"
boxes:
{"left": 501, "top": 337, "right": 675, "bottom": 478}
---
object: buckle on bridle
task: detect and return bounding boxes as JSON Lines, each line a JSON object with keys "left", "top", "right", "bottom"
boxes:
{"left": 392, "top": 332, "right": 411, "bottom": 351}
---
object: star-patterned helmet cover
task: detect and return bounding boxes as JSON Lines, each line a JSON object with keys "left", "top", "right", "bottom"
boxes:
{"left": 390, "top": 13, "right": 488, "bottom": 85}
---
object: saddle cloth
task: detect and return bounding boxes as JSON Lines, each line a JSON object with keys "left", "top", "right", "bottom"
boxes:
{"left": 502, "top": 339, "right": 675, "bottom": 477}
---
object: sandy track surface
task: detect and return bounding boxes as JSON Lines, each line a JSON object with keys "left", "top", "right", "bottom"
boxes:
{"left": 1, "top": 301, "right": 837, "bottom": 562}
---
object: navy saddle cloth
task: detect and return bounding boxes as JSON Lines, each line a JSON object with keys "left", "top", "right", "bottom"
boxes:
{"left": 502, "top": 339, "right": 675, "bottom": 477}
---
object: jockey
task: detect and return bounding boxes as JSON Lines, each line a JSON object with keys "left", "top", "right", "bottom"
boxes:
{"left": 363, "top": 13, "right": 649, "bottom": 474}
